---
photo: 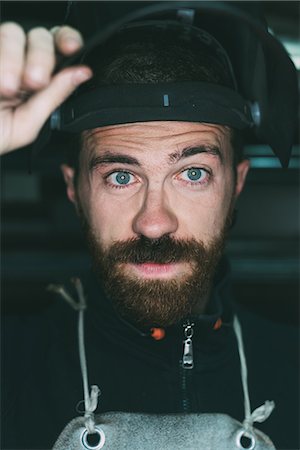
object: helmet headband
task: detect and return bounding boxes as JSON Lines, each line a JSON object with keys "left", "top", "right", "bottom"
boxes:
{"left": 51, "top": 82, "right": 254, "bottom": 132}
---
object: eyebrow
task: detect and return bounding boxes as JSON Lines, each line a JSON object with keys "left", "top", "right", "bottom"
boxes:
{"left": 169, "top": 145, "right": 224, "bottom": 164}
{"left": 89, "top": 152, "right": 140, "bottom": 171}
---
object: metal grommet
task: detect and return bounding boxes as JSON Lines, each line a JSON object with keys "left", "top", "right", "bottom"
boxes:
{"left": 249, "top": 101, "right": 261, "bottom": 127}
{"left": 236, "top": 429, "right": 256, "bottom": 450}
{"left": 81, "top": 427, "right": 106, "bottom": 449}
{"left": 50, "top": 108, "right": 61, "bottom": 130}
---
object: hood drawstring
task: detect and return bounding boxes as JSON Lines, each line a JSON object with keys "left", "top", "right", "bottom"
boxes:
{"left": 48, "top": 279, "right": 100, "bottom": 436}
{"left": 233, "top": 316, "right": 275, "bottom": 448}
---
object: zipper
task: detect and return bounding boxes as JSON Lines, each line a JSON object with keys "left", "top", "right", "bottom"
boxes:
{"left": 180, "top": 365, "right": 190, "bottom": 412}
{"left": 182, "top": 320, "right": 194, "bottom": 369}
{"left": 180, "top": 319, "right": 195, "bottom": 412}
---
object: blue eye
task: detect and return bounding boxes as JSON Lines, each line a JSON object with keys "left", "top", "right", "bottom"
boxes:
{"left": 115, "top": 172, "right": 131, "bottom": 185}
{"left": 108, "top": 171, "right": 133, "bottom": 186}
{"left": 186, "top": 168, "right": 203, "bottom": 181}
{"left": 180, "top": 167, "right": 208, "bottom": 184}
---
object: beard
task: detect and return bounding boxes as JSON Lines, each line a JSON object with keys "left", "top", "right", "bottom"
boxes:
{"left": 83, "top": 219, "right": 230, "bottom": 328}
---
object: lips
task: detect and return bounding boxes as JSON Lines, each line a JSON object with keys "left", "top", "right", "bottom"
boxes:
{"left": 125, "top": 262, "right": 191, "bottom": 279}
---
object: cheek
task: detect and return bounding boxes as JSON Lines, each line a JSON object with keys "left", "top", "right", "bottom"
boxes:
{"left": 172, "top": 177, "right": 234, "bottom": 238}
{"left": 80, "top": 188, "right": 137, "bottom": 245}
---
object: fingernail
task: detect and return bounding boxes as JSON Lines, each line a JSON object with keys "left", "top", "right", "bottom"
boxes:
{"left": 73, "top": 68, "right": 92, "bottom": 85}
{"left": 65, "top": 36, "right": 83, "bottom": 49}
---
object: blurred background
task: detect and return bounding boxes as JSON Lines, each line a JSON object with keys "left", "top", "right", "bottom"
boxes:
{"left": 1, "top": 1, "right": 299, "bottom": 324}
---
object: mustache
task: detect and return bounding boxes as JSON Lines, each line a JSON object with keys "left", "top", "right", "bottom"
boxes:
{"left": 102, "top": 235, "right": 209, "bottom": 264}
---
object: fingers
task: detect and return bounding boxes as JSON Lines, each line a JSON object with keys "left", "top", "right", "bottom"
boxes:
{"left": 0, "top": 23, "right": 85, "bottom": 98}
{"left": 23, "top": 27, "right": 56, "bottom": 90}
{"left": 0, "top": 23, "right": 91, "bottom": 154}
{"left": 51, "top": 25, "right": 84, "bottom": 55}
{"left": 0, "top": 22, "right": 26, "bottom": 96}
{"left": 7, "top": 66, "right": 93, "bottom": 152}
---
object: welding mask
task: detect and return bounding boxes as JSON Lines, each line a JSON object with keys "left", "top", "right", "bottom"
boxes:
{"left": 33, "top": 1, "right": 298, "bottom": 169}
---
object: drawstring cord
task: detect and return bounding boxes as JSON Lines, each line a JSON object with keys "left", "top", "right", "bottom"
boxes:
{"left": 48, "top": 279, "right": 100, "bottom": 435}
{"left": 233, "top": 316, "right": 275, "bottom": 441}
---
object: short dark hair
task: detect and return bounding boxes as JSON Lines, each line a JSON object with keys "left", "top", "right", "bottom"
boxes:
{"left": 85, "top": 24, "right": 235, "bottom": 87}
{"left": 66, "top": 24, "right": 245, "bottom": 169}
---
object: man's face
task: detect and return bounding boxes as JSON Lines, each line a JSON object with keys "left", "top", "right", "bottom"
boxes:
{"left": 62, "top": 121, "right": 249, "bottom": 327}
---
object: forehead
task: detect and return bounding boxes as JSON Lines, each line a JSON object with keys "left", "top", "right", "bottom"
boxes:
{"left": 82, "top": 121, "right": 232, "bottom": 159}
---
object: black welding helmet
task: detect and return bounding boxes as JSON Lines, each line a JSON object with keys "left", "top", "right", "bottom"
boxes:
{"left": 39, "top": 1, "right": 298, "bottom": 168}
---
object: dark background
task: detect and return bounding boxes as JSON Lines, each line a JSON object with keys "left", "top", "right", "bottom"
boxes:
{"left": 1, "top": 1, "right": 299, "bottom": 325}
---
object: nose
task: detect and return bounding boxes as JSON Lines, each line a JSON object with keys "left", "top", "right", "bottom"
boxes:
{"left": 132, "top": 189, "right": 178, "bottom": 239}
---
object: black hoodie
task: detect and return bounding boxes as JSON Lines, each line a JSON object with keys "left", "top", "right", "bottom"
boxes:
{"left": 2, "top": 260, "right": 299, "bottom": 449}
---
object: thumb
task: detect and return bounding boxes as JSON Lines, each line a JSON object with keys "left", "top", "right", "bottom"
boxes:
{"left": 10, "top": 66, "right": 92, "bottom": 150}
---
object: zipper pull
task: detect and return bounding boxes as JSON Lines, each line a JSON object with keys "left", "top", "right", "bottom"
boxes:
{"left": 182, "top": 320, "right": 194, "bottom": 369}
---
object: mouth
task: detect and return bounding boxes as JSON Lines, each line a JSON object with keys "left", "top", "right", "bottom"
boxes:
{"left": 123, "top": 262, "right": 192, "bottom": 279}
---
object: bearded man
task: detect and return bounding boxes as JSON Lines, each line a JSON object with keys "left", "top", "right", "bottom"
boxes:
{"left": 1, "top": 2, "right": 298, "bottom": 450}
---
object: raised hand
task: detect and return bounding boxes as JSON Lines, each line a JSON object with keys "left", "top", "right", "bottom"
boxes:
{"left": 0, "top": 23, "right": 92, "bottom": 154}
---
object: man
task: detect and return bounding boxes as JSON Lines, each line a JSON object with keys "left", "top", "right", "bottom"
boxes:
{"left": 1, "top": 2, "right": 298, "bottom": 449}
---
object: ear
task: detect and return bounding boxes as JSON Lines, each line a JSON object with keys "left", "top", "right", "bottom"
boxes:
{"left": 60, "top": 164, "right": 77, "bottom": 204}
{"left": 234, "top": 159, "right": 250, "bottom": 199}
